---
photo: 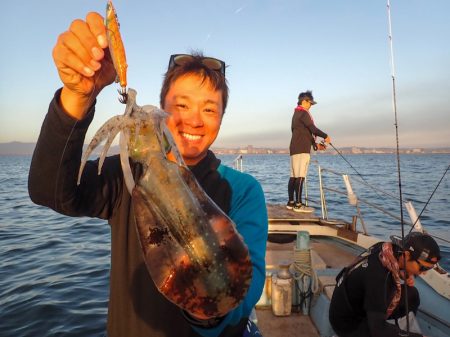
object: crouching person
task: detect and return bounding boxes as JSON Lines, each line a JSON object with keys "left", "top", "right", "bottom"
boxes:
{"left": 329, "top": 232, "right": 440, "bottom": 337}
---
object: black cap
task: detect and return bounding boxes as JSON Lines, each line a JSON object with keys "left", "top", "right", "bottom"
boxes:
{"left": 298, "top": 90, "right": 317, "bottom": 105}
{"left": 391, "top": 232, "right": 441, "bottom": 263}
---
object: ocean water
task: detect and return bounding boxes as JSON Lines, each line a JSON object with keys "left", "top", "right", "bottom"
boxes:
{"left": 0, "top": 154, "right": 449, "bottom": 336}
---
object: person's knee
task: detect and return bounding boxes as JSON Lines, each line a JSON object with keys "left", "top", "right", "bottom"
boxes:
{"left": 390, "top": 285, "right": 420, "bottom": 319}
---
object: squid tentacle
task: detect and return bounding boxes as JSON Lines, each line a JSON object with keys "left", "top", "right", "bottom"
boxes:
{"left": 78, "top": 115, "right": 124, "bottom": 185}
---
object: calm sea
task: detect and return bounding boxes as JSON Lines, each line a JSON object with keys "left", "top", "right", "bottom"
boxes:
{"left": 0, "top": 154, "right": 449, "bottom": 336}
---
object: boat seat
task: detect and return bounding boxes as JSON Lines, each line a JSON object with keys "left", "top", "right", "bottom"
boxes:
{"left": 311, "top": 249, "right": 328, "bottom": 270}
{"left": 311, "top": 269, "right": 340, "bottom": 337}
{"left": 316, "top": 269, "right": 340, "bottom": 300}
{"left": 310, "top": 248, "right": 339, "bottom": 299}
{"left": 323, "top": 284, "right": 336, "bottom": 300}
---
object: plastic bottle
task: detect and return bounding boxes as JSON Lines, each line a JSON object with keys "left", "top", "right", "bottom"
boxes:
{"left": 271, "top": 263, "right": 293, "bottom": 316}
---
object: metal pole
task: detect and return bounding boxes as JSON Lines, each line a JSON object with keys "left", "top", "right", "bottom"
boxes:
{"left": 304, "top": 176, "right": 308, "bottom": 206}
{"left": 318, "top": 165, "right": 327, "bottom": 219}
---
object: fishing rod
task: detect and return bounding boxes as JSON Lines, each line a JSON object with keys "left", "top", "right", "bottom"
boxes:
{"left": 387, "top": 0, "right": 449, "bottom": 260}
{"left": 320, "top": 143, "right": 450, "bottom": 243}
{"left": 387, "top": 0, "right": 410, "bottom": 334}
{"left": 325, "top": 140, "right": 450, "bottom": 243}
{"left": 408, "top": 164, "right": 450, "bottom": 235}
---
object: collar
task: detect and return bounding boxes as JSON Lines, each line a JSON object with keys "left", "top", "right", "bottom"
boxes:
{"left": 188, "top": 150, "right": 221, "bottom": 181}
{"left": 295, "top": 105, "right": 307, "bottom": 112}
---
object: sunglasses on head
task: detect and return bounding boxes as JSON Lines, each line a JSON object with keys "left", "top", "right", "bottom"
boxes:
{"left": 168, "top": 54, "right": 226, "bottom": 75}
{"left": 415, "top": 260, "right": 434, "bottom": 272}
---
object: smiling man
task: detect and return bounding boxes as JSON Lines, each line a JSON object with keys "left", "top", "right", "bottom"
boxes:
{"left": 28, "top": 12, "right": 267, "bottom": 337}
{"left": 161, "top": 55, "right": 225, "bottom": 166}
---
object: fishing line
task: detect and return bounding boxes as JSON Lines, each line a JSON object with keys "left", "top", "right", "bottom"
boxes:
{"left": 408, "top": 164, "right": 450, "bottom": 235}
{"left": 325, "top": 142, "right": 449, "bottom": 244}
{"left": 326, "top": 142, "right": 365, "bottom": 180}
{"left": 431, "top": 235, "right": 450, "bottom": 244}
{"left": 324, "top": 141, "right": 385, "bottom": 199}
{"left": 327, "top": 141, "right": 449, "bottom": 244}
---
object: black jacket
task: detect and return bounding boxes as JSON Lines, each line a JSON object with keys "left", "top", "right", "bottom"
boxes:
{"left": 28, "top": 90, "right": 249, "bottom": 337}
{"left": 329, "top": 244, "right": 422, "bottom": 337}
{"left": 289, "top": 107, "right": 327, "bottom": 155}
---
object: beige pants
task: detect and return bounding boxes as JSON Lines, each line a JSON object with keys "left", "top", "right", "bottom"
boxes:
{"left": 290, "top": 153, "right": 310, "bottom": 178}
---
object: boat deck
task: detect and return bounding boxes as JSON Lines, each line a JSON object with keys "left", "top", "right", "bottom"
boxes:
{"left": 256, "top": 204, "right": 359, "bottom": 336}
{"left": 256, "top": 204, "right": 450, "bottom": 337}
{"left": 256, "top": 309, "right": 319, "bottom": 337}
{"left": 267, "top": 203, "right": 320, "bottom": 221}
{"left": 265, "top": 239, "right": 356, "bottom": 270}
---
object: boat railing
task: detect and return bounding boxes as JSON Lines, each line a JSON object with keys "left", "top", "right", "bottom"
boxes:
{"left": 231, "top": 155, "right": 425, "bottom": 236}
{"left": 233, "top": 154, "right": 243, "bottom": 172}
{"left": 311, "top": 159, "right": 424, "bottom": 235}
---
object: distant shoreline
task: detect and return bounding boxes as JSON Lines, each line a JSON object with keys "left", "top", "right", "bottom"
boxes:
{"left": 1, "top": 142, "right": 449, "bottom": 156}
{"left": 213, "top": 147, "right": 450, "bottom": 155}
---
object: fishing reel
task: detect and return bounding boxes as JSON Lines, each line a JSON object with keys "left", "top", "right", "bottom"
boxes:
{"left": 316, "top": 140, "right": 328, "bottom": 151}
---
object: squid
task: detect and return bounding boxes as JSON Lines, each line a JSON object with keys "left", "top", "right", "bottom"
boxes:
{"left": 78, "top": 89, "right": 252, "bottom": 319}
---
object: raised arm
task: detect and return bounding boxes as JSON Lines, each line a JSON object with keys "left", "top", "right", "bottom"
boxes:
{"left": 28, "top": 12, "right": 122, "bottom": 219}
{"left": 300, "top": 113, "right": 329, "bottom": 140}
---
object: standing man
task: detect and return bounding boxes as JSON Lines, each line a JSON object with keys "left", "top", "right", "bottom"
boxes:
{"left": 287, "top": 90, "right": 330, "bottom": 212}
{"left": 28, "top": 11, "right": 268, "bottom": 337}
{"left": 329, "top": 232, "right": 441, "bottom": 337}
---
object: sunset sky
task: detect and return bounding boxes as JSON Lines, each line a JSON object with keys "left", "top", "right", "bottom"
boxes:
{"left": 1, "top": 0, "right": 449, "bottom": 148}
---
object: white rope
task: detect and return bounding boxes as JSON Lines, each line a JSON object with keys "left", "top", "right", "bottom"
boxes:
{"left": 289, "top": 248, "right": 319, "bottom": 294}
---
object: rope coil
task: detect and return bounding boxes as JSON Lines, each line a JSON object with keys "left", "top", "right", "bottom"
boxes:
{"left": 289, "top": 249, "right": 319, "bottom": 307}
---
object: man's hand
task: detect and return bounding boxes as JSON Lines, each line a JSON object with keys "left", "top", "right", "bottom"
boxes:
{"left": 324, "top": 136, "right": 331, "bottom": 144}
{"left": 317, "top": 143, "right": 327, "bottom": 151}
{"left": 52, "top": 12, "right": 116, "bottom": 119}
{"left": 406, "top": 275, "right": 415, "bottom": 287}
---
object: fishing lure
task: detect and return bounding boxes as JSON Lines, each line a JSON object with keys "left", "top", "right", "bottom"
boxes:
{"left": 105, "top": 0, "right": 128, "bottom": 103}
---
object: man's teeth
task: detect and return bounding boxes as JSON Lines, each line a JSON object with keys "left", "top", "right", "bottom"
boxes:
{"left": 181, "top": 133, "right": 201, "bottom": 141}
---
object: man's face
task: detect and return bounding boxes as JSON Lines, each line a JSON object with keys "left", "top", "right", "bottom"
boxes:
{"left": 301, "top": 99, "right": 313, "bottom": 111}
{"left": 163, "top": 74, "right": 224, "bottom": 166}
{"left": 402, "top": 252, "right": 436, "bottom": 276}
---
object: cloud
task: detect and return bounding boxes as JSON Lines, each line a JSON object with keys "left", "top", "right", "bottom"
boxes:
{"left": 234, "top": 6, "right": 245, "bottom": 14}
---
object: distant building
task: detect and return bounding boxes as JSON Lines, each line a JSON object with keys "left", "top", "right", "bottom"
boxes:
{"left": 210, "top": 145, "right": 449, "bottom": 155}
{"left": 351, "top": 147, "right": 362, "bottom": 154}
